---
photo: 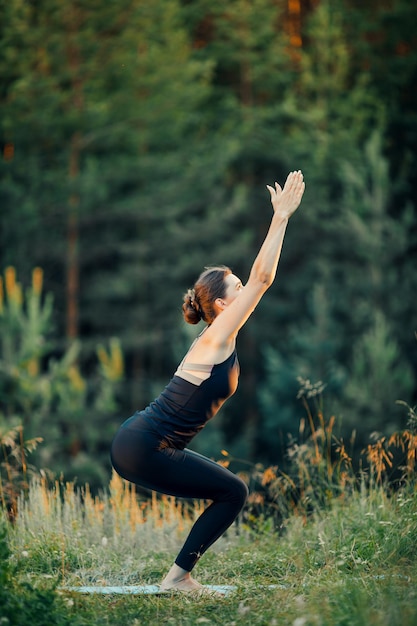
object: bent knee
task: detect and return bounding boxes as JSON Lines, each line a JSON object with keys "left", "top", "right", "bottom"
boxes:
{"left": 229, "top": 475, "right": 249, "bottom": 508}
{"left": 238, "top": 476, "right": 249, "bottom": 505}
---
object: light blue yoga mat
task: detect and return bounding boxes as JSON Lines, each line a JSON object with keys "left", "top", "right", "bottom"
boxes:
{"left": 61, "top": 583, "right": 291, "bottom": 597}
{"left": 63, "top": 584, "right": 237, "bottom": 596}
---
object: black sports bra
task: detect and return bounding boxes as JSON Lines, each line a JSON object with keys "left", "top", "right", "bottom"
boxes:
{"left": 140, "top": 349, "right": 240, "bottom": 449}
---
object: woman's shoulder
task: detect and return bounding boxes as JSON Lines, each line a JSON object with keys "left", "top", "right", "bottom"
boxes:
{"left": 186, "top": 328, "right": 236, "bottom": 366}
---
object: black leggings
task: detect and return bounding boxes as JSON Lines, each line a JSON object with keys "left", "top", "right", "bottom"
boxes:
{"left": 110, "top": 419, "right": 248, "bottom": 572}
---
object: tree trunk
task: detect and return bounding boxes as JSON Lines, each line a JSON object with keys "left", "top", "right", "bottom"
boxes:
{"left": 66, "top": 132, "right": 80, "bottom": 341}
{"left": 65, "top": 3, "right": 83, "bottom": 342}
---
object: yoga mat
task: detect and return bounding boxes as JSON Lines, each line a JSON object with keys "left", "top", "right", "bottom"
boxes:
{"left": 62, "top": 584, "right": 237, "bottom": 596}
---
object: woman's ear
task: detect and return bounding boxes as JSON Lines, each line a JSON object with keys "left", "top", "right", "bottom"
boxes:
{"left": 215, "top": 297, "right": 226, "bottom": 311}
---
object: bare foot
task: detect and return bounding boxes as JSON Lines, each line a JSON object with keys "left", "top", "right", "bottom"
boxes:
{"left": 159, "top": 564, "right": 226, "bottom": 597}
{"left": 159, "top": 575, "right": 204, "bottom": 593}
{"left": 159, "top": 564, "right": 203, "bottom": 592}
{"left": 159, "top": 582, "right": 225, "bottom": 598}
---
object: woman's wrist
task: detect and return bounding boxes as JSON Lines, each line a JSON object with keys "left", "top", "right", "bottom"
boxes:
{"left": 271, "top": 213, "right": 289, "bottom": 227}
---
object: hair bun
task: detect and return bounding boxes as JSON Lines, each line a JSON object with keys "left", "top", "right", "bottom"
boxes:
{"left": 182, "top": 289, "right": 202, "bottom": 325}
{"left": 189, "top": 289, "right": 200, "bottom": 312}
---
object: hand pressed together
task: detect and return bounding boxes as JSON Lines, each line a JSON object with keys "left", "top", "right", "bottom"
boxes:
{"left": 267, "top": 170, "right": 305, "bottom": 220}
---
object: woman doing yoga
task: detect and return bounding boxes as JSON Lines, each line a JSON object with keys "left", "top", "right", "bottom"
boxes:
{"left": 110, "top": 170, "right": 305, "bottom": 593}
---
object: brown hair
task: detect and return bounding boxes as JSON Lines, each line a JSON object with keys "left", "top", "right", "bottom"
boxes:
{"left": 182, "top": 265, "right": 232, "bottom": 325}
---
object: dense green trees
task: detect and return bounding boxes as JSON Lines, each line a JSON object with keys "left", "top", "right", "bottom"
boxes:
{"left": 1, "top": 0, "right": 416, "bottom": 482}
{"left": 0, "top": 267, "right": 123, "bottom": 493}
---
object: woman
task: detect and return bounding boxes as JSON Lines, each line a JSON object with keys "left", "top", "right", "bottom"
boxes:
{"left": 110, "top": 170, "right": 305, "bottom": 593}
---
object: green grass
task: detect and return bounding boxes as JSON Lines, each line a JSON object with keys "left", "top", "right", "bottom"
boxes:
{"left": 2, "top": 474, "right": 417, "bottom": 626}
{"left": 3, "top": 399, "right": 417, "bottom": 625}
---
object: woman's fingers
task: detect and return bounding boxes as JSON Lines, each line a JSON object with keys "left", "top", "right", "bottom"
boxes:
{"left": 268, "top": 171, "right": 305, "bottom": 216}
{"left": 267, "top": 183, "right": 282, "bottom": 197}
{"left": 285, "top": 171, "right": 304, "bottom": 200}
{"left": 271, "top": 171, "right": 304, "bottom": 197}
{"left": 266, "top": 171, "right": 305, "bottom": 217}
{"left": 285, "top": 170, "right": 303, "bottom": 188}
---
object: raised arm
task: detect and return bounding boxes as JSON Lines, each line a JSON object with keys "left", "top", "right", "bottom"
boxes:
{"left": 207, "top": 170, "right": 305, "bottom": 345}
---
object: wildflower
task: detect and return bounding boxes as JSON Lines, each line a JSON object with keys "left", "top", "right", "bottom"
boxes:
{"left": 296, "top": 377, "right": 326, "bottom": 399}
{"left": 248, "top": 492, "right": 264, "bottom": 505}
{"left": 261, "top": 466, "right": 277, "bottom": 486}
{"left": 32, "top": 267, "right": 43, "bottom": 295}
{"left": 68, "top": 365, "right": 86, "bottom": 392}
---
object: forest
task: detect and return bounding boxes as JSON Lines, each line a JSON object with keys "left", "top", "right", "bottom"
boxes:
{"left": 1, "top": 0, "right": 416, "bottom": 491}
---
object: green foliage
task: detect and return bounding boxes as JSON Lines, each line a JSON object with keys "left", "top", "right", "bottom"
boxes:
{"left": 343, "top": 311, "right": 413, "bottom": 434}
{"left": 0, "top": 421, "right": 42, "bottom": 520}
{"left": 0, "top": 518, "right": 79, "bottom": 626}
{"left": 3, "top": 448, "right": 417, "bottom": 625}
{"left": 0, "top": 520, "right": 9, "bottom": 596}
{"left": 398, "top": 400, "right": 417, "bottom": 435}
{"left": 258, "top": 127, "right": 415, "bottom": 459}
{"left": 0, "top": 0, "right": 416, "bottom": 479}
{"left": 0, "top": 267, "right": 124, "bottom": 489}
{"left": 255, "top": 376, "right": 417, "bottom": 528}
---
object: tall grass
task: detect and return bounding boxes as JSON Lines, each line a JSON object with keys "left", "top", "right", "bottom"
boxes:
{"left": 7, "top": 472, "right": 234, "bottom": 586}
{"left": 5, "top": 471, "right": 416, "bottom": 625}
{"left": 2, "top": 391, "right": 417, "bottom": 625}
{"left": 245, "top": 382, "right": 417, "bottom": 530}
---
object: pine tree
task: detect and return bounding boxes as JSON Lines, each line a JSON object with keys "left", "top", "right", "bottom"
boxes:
{"left": 0, "top": 266, "right": 124, "bottom": 489}
{"left": 1, "top": 0, "right": 415, "bottom": 474}
{"left": 342, "top": 310, "right": 413, "bottom": 437}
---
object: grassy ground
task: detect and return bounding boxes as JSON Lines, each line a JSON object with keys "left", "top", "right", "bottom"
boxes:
{"left": 3, "top": 400, "right": 417, "bottom": 624}
{"left": 3, "top": 473, "right": 417, "bottom": 626}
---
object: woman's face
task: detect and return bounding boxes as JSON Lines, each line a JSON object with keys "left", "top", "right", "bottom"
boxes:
{"left": 222, "top": 273, "right": 243, "bottom": 305}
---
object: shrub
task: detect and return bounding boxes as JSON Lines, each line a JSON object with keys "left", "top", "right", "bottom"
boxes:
{"left": 0, "top": 518, "right": 79, "bottom": 626}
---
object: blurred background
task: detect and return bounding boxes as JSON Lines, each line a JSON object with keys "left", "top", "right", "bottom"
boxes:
{"left": 1, "top": 0, "right": 416, "bottom": 490}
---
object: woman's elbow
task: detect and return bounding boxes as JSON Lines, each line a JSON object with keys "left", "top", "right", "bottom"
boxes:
{"left": 249, "top": 269, "right": 273, "bottom": 290}
{"left": 260, "top": 274, "right": 274, "bottom": 289}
